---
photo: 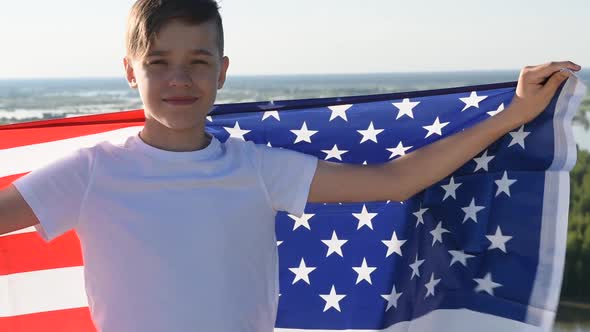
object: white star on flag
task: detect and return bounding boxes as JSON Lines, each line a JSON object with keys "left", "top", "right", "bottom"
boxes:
{"left": 461, "top": 198, "right": 486, "bottom": 223}
{"left": 495, "top": 171, "right": 517, "bottom": 197}
{"left": 441, "top": 176, "right": 462, "bottom": 201}
{"left": 321, "top": 231, "right": 348, "bottom": 258}
{"left": 393, "top": 98, "right": 420, "bottom": 119}
{"left": 460, "top": 91, "right": 488, "bottom": 111}
{"left": 289, "top": 258, "right": 316, "bottom": 285}
{"left": 508, "top": 125, "right": 531, "bottom": 149}
{"left": 474, "top": 272, "right": 502, "bottom": 295}
{"left": 486, "top": 226, "right": 512, "bottom": 253}
{"left": 429, "top": 221, "right": 451, "bottom": 245}
{"left": 409, "top": 254, "right": 425, "bottom": 280}
{"left": 357, "top": 122, "right": 384, "bottom": 143}
{"left": 381, "top": 286, "right": 403, "bottom": 311}
{"left": 386, "top": 141, "right": 413, "bottom": 159}
{"left": 382, "top": 231, "right": 406, "bottom": 257}
{"left": 321, "top": 144, "right": 349, "bottom": 161}
{"left": 487, "top": 103, "right": 505, "bottom": 117}
{"left": 352, "top": 205, "right": 378, "bottom": 230}
{"left": 423, "top": 117, "right": 450, "bottom": 138}
{"left": 262, "top": 111, "right": 280, "bottom": 121}
{"left": 413, "top": 205, "right": 428, "bottom": 227}
{"left": 224, "top": 122, "right": 251, "bottom": 140}
{"left": 424, "top": 273, "right": 441, "bottom": 298}
{"left": 291, "top": 122, "right": 318, "bottom": 143}
{"left": 448, "top": 250, "right": 475, "bottom": 267}
{"left": 288, "top": 213, "right": 315, "bottom": 231}
{"left": 328, "top": 104, "right": 352, "bottom": 122}
{"left": 352, "top": 258, "right": 377, "bottom": 285}
{"left": 473, "top": 150, "right": 495, "bottom": 172}
{"left": 320, "top": 285, "right": 346, "bottom": 312}
{"left": 258, "top": 100, "right": 276, "bottom": 110}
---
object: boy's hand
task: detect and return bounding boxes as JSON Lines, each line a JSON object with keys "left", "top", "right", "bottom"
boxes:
{"left": 509, "top": 61, "right": 582, "bottom": 125}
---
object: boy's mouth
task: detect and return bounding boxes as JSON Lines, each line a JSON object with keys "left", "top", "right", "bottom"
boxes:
{"left": 163, "top": 96, "right": 199, "bottom": 106}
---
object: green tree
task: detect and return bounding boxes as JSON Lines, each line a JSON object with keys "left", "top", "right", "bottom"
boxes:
{"left": 562, "top": 145, "right": 590, "bottom": 301}
{"left": 573, "top": 98, "right": 590, "bottom": 130}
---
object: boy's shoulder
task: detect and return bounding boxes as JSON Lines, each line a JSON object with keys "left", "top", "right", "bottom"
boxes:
{"left": 63, "top": 129, "right": 143, "bottom": 158}
{"left": 61, "top": 136, "right": 137, "bottom": 166}
{"left": 222, "top": 136, "right": 260, "bottom": 152}
{"left": 223, "top": 137, "right": 288, "bottom": 156}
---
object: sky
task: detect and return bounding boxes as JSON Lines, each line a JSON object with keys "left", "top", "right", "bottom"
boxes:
{"left": 0, "top": 0, "right": 588, "bottom": 78}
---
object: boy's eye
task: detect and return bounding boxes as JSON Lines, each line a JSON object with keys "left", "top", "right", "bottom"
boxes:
{"left": 191, "top": 60, "right": 208, "bottom": 65}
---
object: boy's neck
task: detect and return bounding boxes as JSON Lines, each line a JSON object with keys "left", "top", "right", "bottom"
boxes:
{"left": 138, "top": 120, "right": 212, "bottom": 152}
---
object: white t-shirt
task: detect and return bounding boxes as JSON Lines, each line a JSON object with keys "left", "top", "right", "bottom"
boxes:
{"left": 13, "top": 131, "right": 318, "bottom": 332}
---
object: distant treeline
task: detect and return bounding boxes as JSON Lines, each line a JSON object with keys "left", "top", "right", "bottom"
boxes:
{"left": 562, "top": 145, "right": 590, "bottom": 301}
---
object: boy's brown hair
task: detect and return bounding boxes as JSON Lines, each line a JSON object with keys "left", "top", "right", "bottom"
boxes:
{"left": 125, "top": 0, "right": 224, "bottom": 60}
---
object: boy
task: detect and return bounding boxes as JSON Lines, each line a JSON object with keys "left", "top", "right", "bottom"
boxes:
{"left": 0, "top": 0, "right": 581, "bottom": 331}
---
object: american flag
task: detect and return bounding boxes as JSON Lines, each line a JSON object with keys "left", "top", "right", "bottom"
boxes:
{"left": 0, "top": 76, "right": 586, "bottom": 331}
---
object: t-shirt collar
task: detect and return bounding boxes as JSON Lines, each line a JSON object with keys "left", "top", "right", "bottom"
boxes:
{"left": 128, "top": 131, "right": 221, "bottom": 162}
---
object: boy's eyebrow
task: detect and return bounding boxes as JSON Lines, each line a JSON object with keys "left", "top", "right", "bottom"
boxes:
{"left": 147, "top": 49, "right": 215, "bottom": 57}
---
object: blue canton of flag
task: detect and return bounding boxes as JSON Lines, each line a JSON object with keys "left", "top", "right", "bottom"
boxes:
{"left": 207, "top": 76, "right": 586, "bottom": 332}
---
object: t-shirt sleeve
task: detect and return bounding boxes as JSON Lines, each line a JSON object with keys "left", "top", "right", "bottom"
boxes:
{"left": 252, "top": 143, "right": 318, "bottom": 218}
{"left": 12, "top": 148, "right": 93, "bottom": 242}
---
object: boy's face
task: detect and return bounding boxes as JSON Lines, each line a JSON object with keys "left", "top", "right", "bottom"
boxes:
{"left": 124, "top": 19, "right": 229, "bottom": 132}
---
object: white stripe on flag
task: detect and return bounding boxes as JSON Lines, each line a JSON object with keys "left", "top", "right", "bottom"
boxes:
{"left": 0, "top": 226, "right": 36, "bottom": 237}
{"left": 0, "top": 266, "right": 87, "bottom": 317}
{"left": 0, "top": 126, "right": 143, "bottom": 178}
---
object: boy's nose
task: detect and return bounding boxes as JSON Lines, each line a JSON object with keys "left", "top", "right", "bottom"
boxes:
{"left": 168, "top": 68, "right": 193, "bottom": 88}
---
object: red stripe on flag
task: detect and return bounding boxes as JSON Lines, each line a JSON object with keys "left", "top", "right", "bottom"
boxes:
{"left": 0, "top": 231, "right": 83, "bottom": 275}
{"left": 0, "top": 307, "right": 97, "bottom": 332}
{"left": 0, "top": 173, "right": 28, "bottom": 190}
{"left": 0, "top": 109, "right": 145, "bottom": 148}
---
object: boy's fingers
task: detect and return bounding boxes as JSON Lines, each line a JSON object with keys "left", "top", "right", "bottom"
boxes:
{"left": 531, "top": 61, "right": 581, "bottom": 78}
{"left": 541, "top": 69, "right": 571, "bottom": 95}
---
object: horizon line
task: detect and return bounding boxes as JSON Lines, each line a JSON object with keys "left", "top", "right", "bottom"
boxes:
{"left": 1, "top": 68, "right": 587, "bottom": 81}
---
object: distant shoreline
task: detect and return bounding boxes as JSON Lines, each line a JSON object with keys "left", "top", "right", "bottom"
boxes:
{"left": 1, "top": 68, "right": 589, "bottom": 81}
{"left": 560, "top": 300, "right": 590, "bottom": 310}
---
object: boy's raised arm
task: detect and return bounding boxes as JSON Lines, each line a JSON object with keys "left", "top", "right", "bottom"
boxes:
{"left": 0, "top": 184, "right": 40, "bottom": 236}
{"left": 308, "top": 61, "right": 581, "bottom": 204}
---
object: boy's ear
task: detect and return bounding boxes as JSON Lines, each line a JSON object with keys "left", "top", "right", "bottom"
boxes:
{"left": 123, "top": 57, "right": 138, "bottom": 89}
{"left": 217, "top": 56, "right": 230, "bottom": 90}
